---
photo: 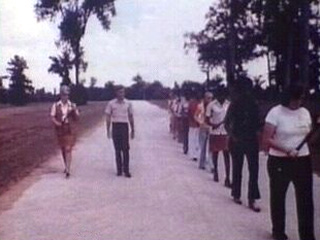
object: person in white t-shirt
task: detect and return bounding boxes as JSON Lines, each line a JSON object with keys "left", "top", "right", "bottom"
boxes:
{"left": 206, "top": 88, "right": 231, "bottom": 187}
{"left": 106, "top": 86, "right": 135, "bottom": 178}
{"left": 263, "top": 85, "right": 315, "bottom": 240}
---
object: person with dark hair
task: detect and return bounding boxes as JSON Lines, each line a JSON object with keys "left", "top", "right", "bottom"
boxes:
{"left": 188, "top": 93, "right": 200, "bottom": 161}
{"left": 50, "top": 85, "right": 79, "bottom": 178}
{"left": 225, "top": 78, "right": 261, "bottom": 212}
{"left": 195, "top": 91, "right": 213, "bottom": 170}
{"left": 263, "top": 85, "right": 315, "bottom": 240}
{"left": 206, "top": 88, "right": 231, "bottom": 187}
{"left": 106, "top": 86, "right": 135, "bottom": 178}
{"left": 180, "top": 95, "right": 190, "bottom": 154}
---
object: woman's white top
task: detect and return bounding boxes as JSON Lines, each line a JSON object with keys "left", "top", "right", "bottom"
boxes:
{"left": 265, "top": 104, "right": 312, "bottom": 157}
{"left": 206, "top": 100, "right": 230, "bottom": 135}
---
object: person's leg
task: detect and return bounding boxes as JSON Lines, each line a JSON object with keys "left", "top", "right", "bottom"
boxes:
{"left": 230, "top": 141, "right": 245, "bottom": 203}
{"left": 223, "top": 150, "right": 231, "bottom": 187}
{"left": 61, "top": 147, "right": 67, "bottom": 172}
{"left": 267, "top": 156, "right": 291, "bottom": 239}
{"left": 169, "top": 115, "right": 174, "bottom": 133}
{"left": 173, "top": 117, "right": 177, "bottom": 139}
{"left": 64, "top": 145, "right": 72, "bottom": 178}
{"left": 123, "top": 149, "right": 130, "bottom": 177}
{"left": 121, "top": 123, "right": 131, "bottom": 177}
{"left": 292, "top": 157, "right": 315, "bottom": 240}
{"left": 112, "top": 123, "right": 123, "bottom": 175}
{"left": 246, "top": 141, "right": 261, "bottom": 203}
{"left": 212, "top": 151, "right": 219, "bottom": 181}
{"left": 188, "top": 127, "right": 199, "bottom": 160}
{"left": 198, "top": 129, "right": 208, "bottom": 169}
{"left": 178, "top": 118, "right": 183, "bottom": 143}
{"left": 115, "top": 149, "right": 123, "bottom": 175}
{"left": 182, "top": 118, "right": 189, "bottom": 154}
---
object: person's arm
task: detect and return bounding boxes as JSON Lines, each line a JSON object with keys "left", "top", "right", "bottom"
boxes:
{"left": 105, "top": 103, "right": 112, "bottom": 139}
{"left": 70, "top": 103, "right": 80, "bottom": 121}
{"left": 106, "top": 114, "right": 112, "bottom": 138}
{"left": 263, "top": 122, "right": 298, "bottom": 157}
{"left": 50, "top": 103, "right": 62, "bottom": 127}
{"left": 224, "top": 104, "right": 232, "bottom": 134}
{"left": 128, "top": 103, "right": 135, "bottom": 139}
{"left": 51, "top": 117, "right": 62, "bottom": 127}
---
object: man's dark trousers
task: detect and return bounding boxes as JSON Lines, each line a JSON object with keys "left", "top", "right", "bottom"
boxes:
{"left": 112, "top": 122, "right": 130, "bottom": 174}
{"left": 230, "top": 139, "right": 260, "bottom": 201}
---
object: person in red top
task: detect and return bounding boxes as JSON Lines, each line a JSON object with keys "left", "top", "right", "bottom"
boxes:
{"left": 188, "top": 93, "right": 200, "bottom": 161}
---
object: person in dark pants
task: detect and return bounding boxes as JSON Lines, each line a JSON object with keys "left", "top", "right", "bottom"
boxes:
{"left": 106, "top": 86, "right": 135, "bottom": 178}
{"left": 263, "top": 85, "right": 316, "bottom": 240}
{"left": 225, "top": 78, "right": 261, "bottom": 212}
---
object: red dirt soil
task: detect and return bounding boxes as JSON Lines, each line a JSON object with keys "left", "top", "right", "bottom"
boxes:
{"left": 0, "top": 102, "right": 107, "bottom": 195}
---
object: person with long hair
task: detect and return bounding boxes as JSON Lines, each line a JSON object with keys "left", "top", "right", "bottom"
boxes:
{"left": 50, "top": 85, "right": 79, "bottom": 178}
{"left": 263, "top": 85, "right": 316, "bottom": 240}
{"left": 195, "top": 91, "right": 213, "bottom": 170}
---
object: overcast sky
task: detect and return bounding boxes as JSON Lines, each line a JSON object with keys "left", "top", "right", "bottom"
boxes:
{"left": 0, "top": 0, "right": 267, "bottom": 92}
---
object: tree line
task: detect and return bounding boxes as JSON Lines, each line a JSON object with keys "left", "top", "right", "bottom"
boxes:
{"left": 0, "top": 56, "right": 172, "bottom": 105}
{"left": 185, "top": 0, "right": 320, "bottom": 93}
{"left": 1, "top": 0, "right": 320, "bottom": 105}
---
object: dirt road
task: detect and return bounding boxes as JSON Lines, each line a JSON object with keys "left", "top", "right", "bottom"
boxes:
{"left": 0, "top": 101, "right": 319, "bottom": 240}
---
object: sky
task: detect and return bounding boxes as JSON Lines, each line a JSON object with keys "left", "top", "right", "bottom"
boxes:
{"left": 0, "top": 0, "right": 267, "bottom": 92}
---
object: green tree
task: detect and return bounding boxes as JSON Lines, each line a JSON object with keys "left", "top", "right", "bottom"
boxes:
{"left": 6, "top": 55, "right": 34, "bottom": 105}
{"left": 129, "top": 74, "right": 147, "bottom": 99}
{"left": 262, "top": 0, "right": 320, "bottom": 90}
{"left": 185, "top": 0, "right": 264, "bottom": 86}
{"left": 48, "top": 50, "right": 73, "bottom": 86}
{"left": 35, "top": 0, "right": 116, "bottom": 86}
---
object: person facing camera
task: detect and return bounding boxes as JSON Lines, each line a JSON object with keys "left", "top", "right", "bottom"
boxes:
{"left": 263, "top": 85, "right": 316, "bottom": 240}
{"left": 105, "top": 85, "right": 135, "bottom": 178}
{"left": 50, "top": 85, "right": 80, "bottom": 178}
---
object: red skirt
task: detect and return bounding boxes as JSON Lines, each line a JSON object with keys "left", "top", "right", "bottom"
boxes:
{"left": 57, "top": 135, "right": 75, "bottom": 148}
{"left": 55, "top": 124, "right": 76, "bottom": 148}
{"left": 209, "top": 135, "right": 229, "bottom": 152}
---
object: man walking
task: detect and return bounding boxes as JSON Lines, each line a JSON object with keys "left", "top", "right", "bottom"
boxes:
{"left": 106, "top": 86, "right": 135, "bottom": 178}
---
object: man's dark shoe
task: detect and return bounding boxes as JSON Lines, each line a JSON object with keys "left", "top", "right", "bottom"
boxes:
{"left": 125, "top": 172, "right": 131, "bottom": 178}
{"left": 213, "top": 171, "right": 219, "bottom": 182}
{"left": 224, "top": 178, "right": 231, "bottom": 188}
{"left": 233, "top": 197, "right": 242, "bottom": 205}
{"left": 117, "top": 172, "right": 122, "bottom": 176}
{"left": 249, "top": 201, "right": 261, "bottom": 212}
{"left": 272, "top": 232, "right": 288, "bottom": 240}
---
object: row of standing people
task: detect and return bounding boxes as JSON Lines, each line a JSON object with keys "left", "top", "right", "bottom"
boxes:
{"left": 168, "top": 81, "right": 317, "bottom": 240}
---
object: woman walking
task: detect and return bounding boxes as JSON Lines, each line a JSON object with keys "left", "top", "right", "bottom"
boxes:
{"left": 50, "top": 85, "right": 79, "bottom": 178}
{"left": 263, "top": 85, "right": 316, "bottom": 240}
